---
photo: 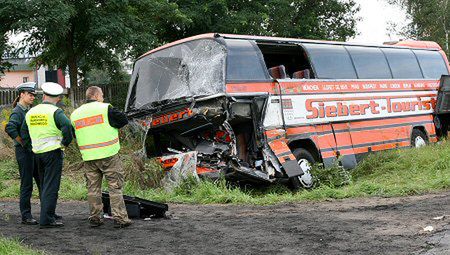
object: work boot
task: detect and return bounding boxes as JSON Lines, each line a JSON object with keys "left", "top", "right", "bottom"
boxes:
{"left": 21, "top": 218, "right": 38, "bottom": 225}
{"left": 88, "top": 217, "right": 104, "bottom": 228}
{"left": 113, "top": 220, "right": 132, "bottom": 229}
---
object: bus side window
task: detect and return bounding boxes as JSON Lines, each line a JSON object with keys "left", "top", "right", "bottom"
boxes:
{"left": 382, "top": 48, "right": 423, "bottom": 79}
{"left": 414, "top": 50, "right": 449, "bottom": 79}
{"left": 257, "top": 43, "right": 313, "bottom": 79}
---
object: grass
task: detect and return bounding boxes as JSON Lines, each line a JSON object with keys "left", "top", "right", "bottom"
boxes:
{"left": 2, "top": 106, "right": 450, "bottom": 205}
{"left": 2, "top": 140, "right": 450, "bottom": 205}
{"left": 0, "top": 236, "right": 46, "bottom": 255}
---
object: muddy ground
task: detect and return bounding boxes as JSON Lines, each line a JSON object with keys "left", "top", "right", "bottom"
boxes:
{"left": 1, "top": 191, "right": 450, "bottom": 255}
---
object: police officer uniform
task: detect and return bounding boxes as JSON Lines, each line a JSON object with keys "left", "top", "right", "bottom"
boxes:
{"left": 71, "top": 96, "right": 131, "bottom": 228}
{"left": 5, "top": 82, "right": 40, "bottom": 225}
{"left": 21, "top": 82, "right": 73, "bottom": 228}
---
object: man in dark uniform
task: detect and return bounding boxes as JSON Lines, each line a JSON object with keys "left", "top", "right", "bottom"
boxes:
{"left": 5, "top": 82, "right": 40, "bottom": 225}
{"left": 21, "top": 82, "right": 73, "bottom": 228}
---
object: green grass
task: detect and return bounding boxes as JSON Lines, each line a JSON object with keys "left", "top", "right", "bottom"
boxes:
{"left": 2, "top": 107, "right": 450, "bottom": 205}
{"left": 0, "top": 236, "right": 46, "bottom": 255}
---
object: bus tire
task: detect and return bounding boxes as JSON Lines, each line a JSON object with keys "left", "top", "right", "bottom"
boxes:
{"left": 289, "top": 148, "right": 315, "bottom": 190}
{"left": 411, "top": 129, "right": 428, "bottom": 148}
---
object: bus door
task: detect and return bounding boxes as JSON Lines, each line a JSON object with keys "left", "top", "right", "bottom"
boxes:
{"left": 331, "top": 122, "right": 357, "bottom": 169}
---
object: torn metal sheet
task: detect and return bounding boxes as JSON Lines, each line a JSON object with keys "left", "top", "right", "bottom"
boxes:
{"left": 160, "top": 151, "right": 200, "bottom": 191}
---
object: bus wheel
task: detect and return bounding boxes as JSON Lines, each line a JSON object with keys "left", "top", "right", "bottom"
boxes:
{"left": 411, "top": 129, "right": 428, "bottom": 148}
{"left": 290, "top": 148, "right": 314, "bottom": 190}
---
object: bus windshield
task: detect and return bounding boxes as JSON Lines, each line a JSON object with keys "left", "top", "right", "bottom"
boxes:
{"left": 127, "top": 39, "right": 227, "bottom": 110}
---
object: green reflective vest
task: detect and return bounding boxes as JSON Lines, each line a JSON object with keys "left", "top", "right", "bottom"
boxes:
{"left": 70, "top": 102, "right": 120, "bottom": 161}
{"left": 25, "top": 104, "right": 63, "bottom": 154}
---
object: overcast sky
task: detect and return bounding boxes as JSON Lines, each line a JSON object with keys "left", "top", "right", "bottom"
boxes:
{"left": 349, "top": 0, "right": 409, "bottom": 43}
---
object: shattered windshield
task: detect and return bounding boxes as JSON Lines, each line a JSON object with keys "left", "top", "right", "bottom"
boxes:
{"left": 126, "top": 39, "right": 227, "bottom": 111}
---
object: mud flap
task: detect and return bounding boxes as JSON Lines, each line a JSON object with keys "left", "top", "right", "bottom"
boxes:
{"left": 268, "top": 140, "right": 303, "bottom": 178}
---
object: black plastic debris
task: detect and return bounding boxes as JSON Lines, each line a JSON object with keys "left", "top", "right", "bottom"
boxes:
{"left": 102, "top": 192, "right": 168, "bottom": 219}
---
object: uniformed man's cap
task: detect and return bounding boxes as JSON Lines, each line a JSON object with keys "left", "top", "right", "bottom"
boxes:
{"left": 41, "top": 82, "right": 63, "bottom": 96}
{"left": 17, "top": 82, "right": 36, "bottom": 95}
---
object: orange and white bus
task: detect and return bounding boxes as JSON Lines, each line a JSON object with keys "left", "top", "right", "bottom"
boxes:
{"left": 125, "top": 33, "right": 450, "bottom": 188}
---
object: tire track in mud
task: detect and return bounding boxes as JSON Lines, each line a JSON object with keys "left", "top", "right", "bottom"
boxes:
{"left": 0, "top": 192, "right": 449, "bottom": 254}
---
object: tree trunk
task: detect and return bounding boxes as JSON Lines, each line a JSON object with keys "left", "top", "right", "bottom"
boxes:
{"left": 66, "top": 25, "right": 78, "bottom": 88}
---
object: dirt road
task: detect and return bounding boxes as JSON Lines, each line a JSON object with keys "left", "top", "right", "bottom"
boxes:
{"left": 1, "top": 191, "right": 450, "bottom": 255}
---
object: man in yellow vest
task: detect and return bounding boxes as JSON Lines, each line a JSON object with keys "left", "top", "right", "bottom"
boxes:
{"left": 70, "top": 86, "right": 132, "bottom": 228}
{"left": 22, "top": 82, "right": 73, "bottom": 228}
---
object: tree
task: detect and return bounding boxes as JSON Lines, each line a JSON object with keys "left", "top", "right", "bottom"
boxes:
{"left": 387, "top": 0, "right": 450, "bottom": 55}
{"left": 2, "top": 0, "right": 359, "bottom": 85}
{"left": 159, "top": 0, "right": 359, "bottom": 42}
{"left": 0, "top": 0, "right": 27, "bottom": 74}
{"left": 12, "top": 0, "right": 188, "bottom": 87}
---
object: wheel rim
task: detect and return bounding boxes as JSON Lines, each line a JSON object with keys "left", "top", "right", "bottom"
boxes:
{"left": 297, "top": 158, "right": 313, "bottom": 187}
{"left": 414, "top": 136, "right": 426, "bottom": 148}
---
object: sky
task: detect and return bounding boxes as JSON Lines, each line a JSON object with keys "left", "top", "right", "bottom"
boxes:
{"left": 349, "top": 0, "right": 409, "bottom": 43}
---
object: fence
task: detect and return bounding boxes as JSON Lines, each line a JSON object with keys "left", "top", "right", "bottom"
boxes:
{"left": 69, "top": 82, "right": 129, "bottom": 109}
{"left": 0, "top": 88, "right": 19, "bottom": 108}
{"left": 0, "top": 82, "right": 129, "bottom": 110}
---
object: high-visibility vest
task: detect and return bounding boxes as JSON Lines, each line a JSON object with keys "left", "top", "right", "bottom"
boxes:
{"left": 25, "top": 104, "right": 63, "bottom": 154}
{"left": 70, "top": 102, "right": 120, "bottom": 161}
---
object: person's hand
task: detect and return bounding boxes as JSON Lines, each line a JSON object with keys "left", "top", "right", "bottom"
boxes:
{"left": 15, "top": 136, "right": 24, "bottom": 146}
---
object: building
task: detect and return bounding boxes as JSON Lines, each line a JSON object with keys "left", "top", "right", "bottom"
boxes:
{"left": 0, "top": 57, "right": 68, "bottom": 88}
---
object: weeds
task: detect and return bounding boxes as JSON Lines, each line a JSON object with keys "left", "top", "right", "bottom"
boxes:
{"left": 0, "top": 236, "right": 46, "bottom": 255}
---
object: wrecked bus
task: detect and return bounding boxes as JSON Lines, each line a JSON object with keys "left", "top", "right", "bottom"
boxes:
{"left": 125, "top": 33, "right": 450, "bottom": 189}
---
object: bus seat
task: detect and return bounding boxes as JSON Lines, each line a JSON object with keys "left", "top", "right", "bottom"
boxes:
{"left": 293, "top": 69, "right": 311, "bottom": 79}
{"left": 268, "top": 65, "right": 288, "bottom": 79}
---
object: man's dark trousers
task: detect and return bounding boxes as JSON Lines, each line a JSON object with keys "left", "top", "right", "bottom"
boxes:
{"left": 15, "top": 145, "right": 41, "bottom": 220}
{"left": 36, "top": 149, "right": 63, "bottom": 225}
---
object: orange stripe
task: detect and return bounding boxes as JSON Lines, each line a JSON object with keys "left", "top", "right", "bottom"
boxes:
{"left": 79, "top": 138, "right": 119, "bottom": 150}
{"left": 226, "top": 82, "right": 278, "bottom": 94}
{"left": 74, "top": 114, "right": 104, "bottom": 130}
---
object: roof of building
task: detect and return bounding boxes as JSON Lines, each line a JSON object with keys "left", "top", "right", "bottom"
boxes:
{"left": 2, "top": 58, "right": 35, "bottom": 72}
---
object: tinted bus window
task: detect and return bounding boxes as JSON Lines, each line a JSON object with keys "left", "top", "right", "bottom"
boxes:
{"left": 303, "top": 43, "right": 357, "bottom": 79}
{"left": 225, "top": 39, "right": 270, "bottom": 81}
{"left": 382, "top": 48, "right": 423, "bottom": 79}
{"left": 346, "top": 46, "right": 392, "bottom": 79}
{"left": 414, "top": 50, "right": 449, "bottom": 79}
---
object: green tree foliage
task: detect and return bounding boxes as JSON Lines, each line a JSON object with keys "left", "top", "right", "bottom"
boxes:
{"left": 0, "top": 0, "right": 26, "bottom": 74}
{"left": 1, "top": 0, "right": 358, "bottom": 84}
{"left": 162, "top": 0, "right": 359, "bottom": 41}
{"left": 11, "top": 0, "right": 188, "bottom": 87}
{"left": 388, "top": 0, "right": 450, "bottom": 55}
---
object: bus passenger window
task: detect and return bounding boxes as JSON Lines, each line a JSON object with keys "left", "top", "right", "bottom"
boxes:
{"left": 303, "top": 43, "right": 357, "bottom": 79}
{"left": 257, "top": 43, "right": 313, "bottom": 79}
{"left": 346, "top": 46, "right": 392, "bottom": 79}
{"left": 414, "top": 50, "right": 449, "bottom": 79}
{"left": 382, "top": 48, "right": 423, "bottom": 79}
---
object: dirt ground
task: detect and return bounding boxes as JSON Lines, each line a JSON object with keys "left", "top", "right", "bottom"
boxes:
{"left": 1, "top": 191, "right": 450, "bottom": 255}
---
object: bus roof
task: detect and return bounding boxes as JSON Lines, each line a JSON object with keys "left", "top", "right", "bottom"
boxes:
{"left": 138, "top": 33, "right": 442, "bottom": 59}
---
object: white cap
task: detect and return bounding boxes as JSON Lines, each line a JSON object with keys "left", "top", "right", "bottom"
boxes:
{"left": 41, "top": 82, "right": 63, "bottom": 96}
